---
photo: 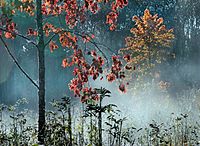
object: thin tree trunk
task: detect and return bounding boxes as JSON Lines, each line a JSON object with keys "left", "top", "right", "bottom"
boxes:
{"left": 118, "top": 120, "right": 123, "bottom": 146}
{"left": 36, "top": 0, "right": 45, "bottom": 144}
{"left": 68, "top": 100, "right": 72, "bottom": 146}
{"left": 81, "top": 103, "right": 85, "bottom": 145}
{"left": 90, "top": 114, "right": 93, "bottom": 145}
{"left": 98, "top": 97, "right": 102, "bottom": 146}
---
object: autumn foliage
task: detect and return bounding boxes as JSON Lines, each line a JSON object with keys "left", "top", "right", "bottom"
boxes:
{"left": 65, "top": 49, "right": 105, "bottom": 102}
{"left": 41, "top": 0, "right": 128, "bottom": 30}
{"left": 0, "top": 0, "right": 129, "bottom": 39}
{"left": 0, "top": 0, "right": 175, "bottom": 103}
{"left": 0, "top": 14, "right": 16, "bottom": 39}
{"left": 120, "top": 9, "right": 174, "bottom": 74}
{"left": 106, "top": 0, "right": 128, "bottom": 30}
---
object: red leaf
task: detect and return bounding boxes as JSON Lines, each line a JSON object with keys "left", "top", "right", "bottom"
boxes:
{"left": 62, "top": 58, "right": 69, "bottom": 68}
{"left": 119, "top": 83, "right": 126, "bottom": 93}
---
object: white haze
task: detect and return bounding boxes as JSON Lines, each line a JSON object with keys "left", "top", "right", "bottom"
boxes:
{"left": 90, "top": 75, "right": 200, "bottom": 127}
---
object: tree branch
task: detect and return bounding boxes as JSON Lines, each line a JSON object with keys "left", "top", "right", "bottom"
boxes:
{"left": 0, "top": 36, "right": 39, "bottom": 90}
{"left": 71, "top": 30, "right": 110, "bottom": 68}
{"left": 91, "top": 41, "right": 117, "bottom": 55}
{"left": 66, "top": 31, "right": 108, "bottom": 67}
{"left": 44, "top": 14, "right": 111, "bottom": 67}
{"left": 44, "top": 33, "right": 56, "bottom": 47}
{"left": 44, "top": 30, "right": 110, "bottom": 67}
{"left": 0, "top": 27, "right": 38, "bottom": 47}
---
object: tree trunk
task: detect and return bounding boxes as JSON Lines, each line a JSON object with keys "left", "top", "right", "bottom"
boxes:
{"left": 36, "top": 0, "right": 45, "bottom": 144}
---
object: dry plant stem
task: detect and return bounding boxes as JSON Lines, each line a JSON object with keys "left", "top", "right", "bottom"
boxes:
{"left": 98, "top": 96, "right": 103, "bottom": 146}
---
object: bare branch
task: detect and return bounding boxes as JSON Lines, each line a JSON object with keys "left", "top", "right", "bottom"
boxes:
{"left": 91, "top": 42, "right": 117, "bottom": 55}
{"left": 0, "top": 36, "right": 39, "bottom": 90}
{"left": 44, "top": 33, "right": 56, "bottom": 47}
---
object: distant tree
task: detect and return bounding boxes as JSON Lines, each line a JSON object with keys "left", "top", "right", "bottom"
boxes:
{"left": 120, "top": 9, "right": 174, "bottom": 78}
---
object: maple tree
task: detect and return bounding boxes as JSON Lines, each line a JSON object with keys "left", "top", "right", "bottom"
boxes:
{"left": 0, "top": 0, "right": 129, "bottom": 144}
{"left": 120, "top": 9, "right": 174, "bottom": 80}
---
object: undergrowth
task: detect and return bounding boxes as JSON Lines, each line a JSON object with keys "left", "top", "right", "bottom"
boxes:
{"left": 0, "top": 88, "right": 199, "bottom": 146}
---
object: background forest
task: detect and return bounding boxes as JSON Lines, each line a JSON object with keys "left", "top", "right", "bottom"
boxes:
{"left": 0, "top": 0, "right": 200, "bottom": 145}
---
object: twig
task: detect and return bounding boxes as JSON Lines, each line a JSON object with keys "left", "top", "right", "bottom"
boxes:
{"left": 0, "top": 36, "right": 39, "bottom": 90}
{"left": 44, "top": 29, "right": 110, "bottom": 68}
{"left": 44, "top": 33, "right": 57, "bottom": 47}
{"left": 94, "top": 42, "right": 117, "bottom": 55}
{"left": 0, "top": 27, "right": 38, "bottom": 47}
{"left": 69, "top": 30, "right": 110, "bottom": 68}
